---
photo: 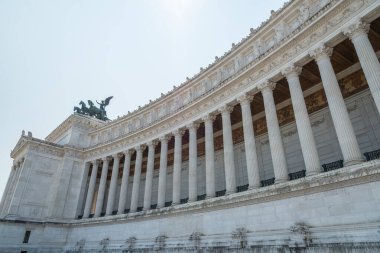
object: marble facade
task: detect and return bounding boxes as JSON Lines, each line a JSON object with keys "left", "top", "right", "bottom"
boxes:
{"left": 1, "top": 0, "right": 380, "bottom": 252}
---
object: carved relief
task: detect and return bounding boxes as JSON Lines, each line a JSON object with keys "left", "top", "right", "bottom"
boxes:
{"left": 189, "top": 232, "right": 203, "bottom": 249}
{"left": 232, "top": 227, "right": 249, "bottom": 249}
{"left": 155, "top": 235, "right": 167, "bottom": 250}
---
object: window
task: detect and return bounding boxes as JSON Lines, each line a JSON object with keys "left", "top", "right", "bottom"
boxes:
{"left": 23, "top": 230, "right": 31, "bottom": 244}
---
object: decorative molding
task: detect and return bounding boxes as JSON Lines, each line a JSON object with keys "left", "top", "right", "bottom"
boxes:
{"left": 342, "top": 20, "right": 370, "bottom": 39}
{"left": 309, "top": 44, "right": 333, "bottom": 61}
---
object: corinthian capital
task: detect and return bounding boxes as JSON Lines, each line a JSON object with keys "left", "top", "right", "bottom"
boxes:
{"left": 237, "top": 93, "right": 253, "bottom": 105}
{"left": 342, "top": 20, "right": 370, "bottom": 40}
{"left": 281, "top": 65, "right": 302, "bottom": 78}
{"left": 172, "top": 129, "right": 186, "bottom": 137}
{"left": 147, "top": 140, "right": 159, "bottom": 148}
{"left": 135, "top": 144, "right": 147, "bottom": 153}
{"left": 159, "top": 134, "right": 171, "bottom": 142}
{"left": 186, "top": 122, "right": 200, "bottom": 131}
{"left": 309, "top": 44, "right": 333, "bottom": 61}
{"left": 218, "top": 105, "right": 234, "bottom": 115}
{"left": 257, "top": 81, "right": 276, "bottom": 92}
{"left": 124, "top": 149, "right": 135, "bottom": 157}
{"left": 202, "top": 114, "right": 216, "bottom": 123}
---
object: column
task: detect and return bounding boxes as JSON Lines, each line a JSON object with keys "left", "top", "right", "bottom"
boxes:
{"left": 258, "top": 81, "right": 289, "bottom": 183}
{"left": 94, "top": 157, "right": 110, "bottom": 217}
{"left": 343, "top": 21, "right": 380, "bottom": 114}
{"left": 83, "top": 160, "right": 99, "bottom": 218}
{"left": 0, "top": 165, "right": 16, "bottom": 216}
{"left": 106, "top": 153, "right": 122, "bottom": 215}
{"left": 157, "top": 135, "right": 170, "bottom": 208}
{"left": 172, "top": 130, "right": 185, "bottom": 205}
{"left": 130, "top": 145, "right": 146, "bottom": 213}
{"left": 117, "top": 150, "right": 133, "bottom": 214}
{"left": 218, "top": 105, "right": 237, "bottom": 194}
{"left": 7, "top": 158, "right": 25, "bottom": 215}
{"left": 202, "top": 114, "right": 216, "bottom": 198}
{"left": 282, "top": 66, "right": 321, "bottom": 175}
{"left": 310, "top": 45, "right": 363, "bottom": 165}
{"left": 143, "top": 141, "right": 158, "bottom": 210}
{"left": 188, "top": 122, "right": 200, "bottom": 202}
{"left": 237, "top": 94, "right": 261, "bottom": 188}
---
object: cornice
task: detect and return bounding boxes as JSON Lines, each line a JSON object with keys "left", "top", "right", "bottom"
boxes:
{"left": 11, "top": 135, "right": 84, "bottom": 160}
{"left": 45, "top": 114, "right": 105, "bottom": 143}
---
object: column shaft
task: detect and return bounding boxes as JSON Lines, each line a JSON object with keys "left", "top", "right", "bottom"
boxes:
{"left": 117, "top": 151, "right": 132, "bottom": 214}
{"left": 157, "top": 136, "right": 169, "bottom": 208}
{"left": 283, "top": 67, "right": 321, "bottom": 175}
{"left": 260, "top": 82, "right": 289, "bottom": 183}
{"left": 219, "top": 106, "right": 237, "bottom": 194}
{"left": 143, "top": 142, "right": 157, "bottom": 210}
{"left": 203, "top": 115, "right": 216, "bottom": 198}
{"left": 172, "top": 131, "right": 184, "bottom": 205}
{"left": 344, "top": 22, "right": 380, "bottom": 114}
{"left": 94, "top": 158, "right": 110, "bottom": 217}
{"left": 311, "top": 46, "right": 362, "bottom": 165}
{"left": 188, "top": 123, "right": 199, "bottom": 202}
{"left": 130, "top": 146, "right": 145, "bottom": 212}
{"left": 106, "top": 154, "right": 121, "bottom": 215}
{"left": 0, "top": 167, "right": 16, "bottom": 216}
{"left": 238, "top": 95, "right": 261, "bottom": 188}
{"left": 83, "top": 161, "right": 99, "bottom": 218}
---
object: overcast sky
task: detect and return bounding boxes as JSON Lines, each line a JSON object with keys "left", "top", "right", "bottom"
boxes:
{"left": 0, "top": 0, "right": 286, "bottom": 198}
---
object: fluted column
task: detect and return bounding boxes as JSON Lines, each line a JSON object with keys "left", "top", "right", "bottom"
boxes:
{"left": 258, "top": 82, "right": 288, "bottom": 183}
{"left": 218, "top": 105, "right": 237, "bottom": 194}
{"left": 237, "top": 94, "right": 261, "bottom": 188}
{"left": 172, "top": 130, "right": 185, "bottom": 205}
{"left": 188, "top": 122, "right": 200, "bottom": 202}
{"left": 130, "top": 145, "right": 146, "bottom": 213}
{"left": 343, "top": 21, "right": 380, "bottom": 114}
{"left": 143, "top": 141, "right": 158, "bottom": 210}
{"left": 157, "top": 135, "right": 170, "bottom": 208}
{"left": 203, "top": 114, "right": 216, "bottom": 198}
{"left": 310, "top": 45, "right": 363, "bottom": 165}
{"left": 117, "top": 150, "right": 133, "bottom": 214}
{"left": 94, "top": 157, "right": 111, "bottom": 217}
{"left": 282, "top": 66, "right": 321, "bottom": 175}
{"left": 106, "top": 153, "right": 122, "bottom": 215}
{"left": 83, "top": 160, "right": 99, "bottom": 218}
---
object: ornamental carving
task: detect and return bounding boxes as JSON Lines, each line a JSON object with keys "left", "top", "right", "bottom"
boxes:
{"left": 290, "top": 222, "right": 312, "bottom": 246}
{"left": 154, "top": 235, "right": 167, "bottom": 250}
{"left": 189, "top": 232, "right": 203, "bottom": 249}
{"left": 125, "top": 237, "right": 136, "bottom": 250}
{"left": 76, "top": 239, "right": 85, "bottom": 252}
{"left": 232, "top": 227, "right": 249, "bottom": 249}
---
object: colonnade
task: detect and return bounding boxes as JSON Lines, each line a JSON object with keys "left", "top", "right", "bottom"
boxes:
{"left": 80, "top": 20, "right": 380, "bottom": 218}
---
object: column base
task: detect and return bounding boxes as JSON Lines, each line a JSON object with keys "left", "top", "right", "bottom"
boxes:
{"left": 116, "top": 212, "right": 124, "bottom": 215}
{"left": 225, "top": 190, "right": 236, "bottom": 196}
{"left": 275, "top": 178, "right": 289, "bottom": 184}
{"left": 171, "top": 202, "right": 179, "bottom": 206}
{"left": 344, "top": 158, "right": 364, "bottom": 167}
{"left": 206, "top": 195, "right": 215, "bottom": 199}
{"left": 248, "top": 185, "right": 260, "bottom": 190}
{"left": 142, "top": 207, "right": 150, "bottom": 211}
{"left": 306, "top": 169, "right": 322, "bottom": 177}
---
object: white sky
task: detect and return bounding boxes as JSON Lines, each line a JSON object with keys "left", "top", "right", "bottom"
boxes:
{"left": 0, "top": 0, "right": 286, "bottom": 197}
